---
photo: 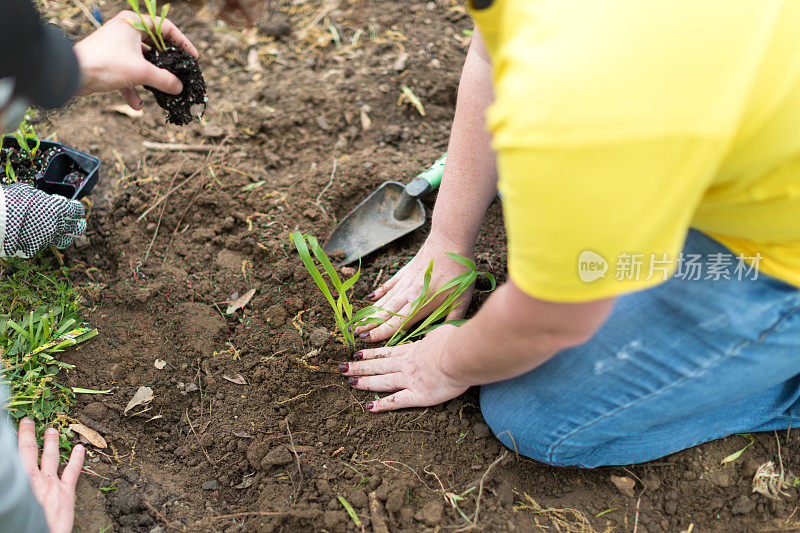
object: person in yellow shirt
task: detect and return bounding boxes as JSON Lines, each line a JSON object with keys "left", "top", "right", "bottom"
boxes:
{"left": 336, "top": 0, "right": 800, "bottom": 467}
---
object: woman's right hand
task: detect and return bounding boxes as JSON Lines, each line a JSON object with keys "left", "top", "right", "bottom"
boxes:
{"left": 355, "top": 231, "right": 476, "bottom": 343}
{"left": 73, "top": 11, "right": 199, "bottom": 109}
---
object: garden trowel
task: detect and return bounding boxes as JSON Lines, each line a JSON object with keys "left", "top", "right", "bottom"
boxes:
{"left": 323, "top": 154, "right": 446, "bottom": 265}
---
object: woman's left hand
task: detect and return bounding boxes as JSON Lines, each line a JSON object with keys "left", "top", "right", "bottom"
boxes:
{"left": 339, "top": 325, "right": 470, "bottom": 412}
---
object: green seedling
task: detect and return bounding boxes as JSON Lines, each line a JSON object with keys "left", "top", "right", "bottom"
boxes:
{"left": 291, "top": 232, "right": 383, "bottom": 346}
{"left": 4, "top": 155, "right": 16, "bottom": 183}
{"left": 387, "top": 252, "right": 496, "bottom": 346}
{"left": 720, "top": 433, "right": 755, "bottom": 465}
{"left": 126, "top": 0, "right": 171, "bottom": 52}
{"left": 12, "top": 115, "right": 40, "bottom": 166}
{"left": 337, "top": 495, "right": 362, "bottom": 528}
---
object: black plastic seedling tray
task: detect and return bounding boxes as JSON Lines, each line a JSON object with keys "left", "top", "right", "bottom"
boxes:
{"left": 1, "top": 136, "right": 101, "bottom": 200}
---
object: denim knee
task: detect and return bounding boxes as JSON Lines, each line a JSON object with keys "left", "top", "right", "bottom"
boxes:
{"left": 479, "top": 383, "right": 609, "bottom": 468}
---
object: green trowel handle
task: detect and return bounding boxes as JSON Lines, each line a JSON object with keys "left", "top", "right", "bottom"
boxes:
{"left": 416, "top": 153, "right": 446, "bottom": 189}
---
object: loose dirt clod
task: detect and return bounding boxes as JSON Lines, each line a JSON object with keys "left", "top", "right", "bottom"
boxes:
{"left": 143, "top": 46, "right": 207, "bottom": 125}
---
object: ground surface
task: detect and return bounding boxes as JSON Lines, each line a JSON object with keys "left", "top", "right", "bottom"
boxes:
{"left": 31, "top": 0, "right": 800, "bottom": 531}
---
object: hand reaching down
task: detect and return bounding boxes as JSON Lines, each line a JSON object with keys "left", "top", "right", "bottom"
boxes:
{"left": 355, "top": 231, "right": 476, "bottom": 342}
{"left": 17, "top": 418, "right": 84, "bottom": 533}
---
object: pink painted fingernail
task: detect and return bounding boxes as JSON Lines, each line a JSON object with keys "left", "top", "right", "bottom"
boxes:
{"left": 348, "top": 377, "right": 358, "bottom": 386}
{"left": 364, "top": 402, "right": 374, "bottom": 411}
{"left": 338, "top": 364, "right": 349, "bottom": 373}
{"left": 365, "top": 291, "right": 376, "bottom": 300}
{"left": 352, "top": 351, "right": 363, "bottom": 361}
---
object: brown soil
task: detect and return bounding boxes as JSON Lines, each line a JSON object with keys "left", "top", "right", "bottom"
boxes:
{"left": 144, "top": 46, "right": 208, "bottom": 126}
{"left": 38, "top": 1, "right": 800, "bottom": 531}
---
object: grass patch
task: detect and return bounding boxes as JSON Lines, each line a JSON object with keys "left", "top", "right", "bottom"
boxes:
{"left": 0, "top": 257, "right": 96, "bottom": 448}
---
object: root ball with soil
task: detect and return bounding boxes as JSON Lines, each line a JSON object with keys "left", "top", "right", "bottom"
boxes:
{"left": 144, "top": 46, "right": 207, "bottom": 125}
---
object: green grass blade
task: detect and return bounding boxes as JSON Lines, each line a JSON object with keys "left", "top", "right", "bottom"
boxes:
{"left": 445, "top": 251, "right": 476, "bottom": 270}
{"left": 337, "top": 496, "right": 362, "bottom": 528}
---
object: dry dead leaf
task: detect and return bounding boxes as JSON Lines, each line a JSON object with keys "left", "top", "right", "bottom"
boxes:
{"left": 234, "top": 431, "right": 253, "bottom": 438}
{"left": 124, "top": 386, "right": 154, "bottom": 414}
{"left": 68, "top": 423, "right": 107, "bottom": 448}
{"left": 226, "top": 288, "right": 256, "bottom": 314}
{"left": 154, "top": 359, "right": 167, "bottom": 370}
{"left": 360, "top": 106, "right": 372, "bottom": 131}
{"left": 223, "top": 374, "right": 248, "bottom": 385}
{"left": 610, "top": 475, "right": 636, "bottom": 498}
{"left": 107, "top": 104, "right": 143, "bottom": 118}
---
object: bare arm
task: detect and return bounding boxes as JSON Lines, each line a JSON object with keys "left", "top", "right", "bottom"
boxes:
{"left": 440, "top": 283, "right": 614, "bottom": 386}
{"left": 430, "top": 26, "right": 498, "bottom": 253}
{"left": 344, "top": 281, "right": 615, "bottom": 411}
{"left": 359, "top": 27, "right": 499, "bottom": 341}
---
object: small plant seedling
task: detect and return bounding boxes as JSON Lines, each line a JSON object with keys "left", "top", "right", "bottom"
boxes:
{"left": 291, "top": 232, "right": 383, "bottom": 346}
{"left": 12, "top": 114, "right": 40, "bottom": 165}
{"left": 720, "top": 433, "right": 755, "bottom": 465}
{"left": 4, "top": 155, "right": 17, "bottom": 183}
{"left": 386, "top": 252, "right": 496, "bottom": 346}
{"left": 126, "top": 0, "right": 171, "bottom": 52}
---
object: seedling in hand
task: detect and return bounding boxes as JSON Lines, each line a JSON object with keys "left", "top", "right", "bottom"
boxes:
{"left": 126, "top": 0, "right": 171, "bottom": 52}
{"left": 291, "top": 232, "right": 383, "bottom": 347}
{"left": 386, "top": 253, "right": 496, "bottom": 346}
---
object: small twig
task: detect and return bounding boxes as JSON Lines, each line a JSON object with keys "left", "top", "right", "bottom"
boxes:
{"left": 285, "top": 419, "right": 304, "bottom": 499}
{"left": 776, "top": 431, "right": 786, "bottom": 487}
{"left": 372, "top": 268, "right": 385, "bottom": 289}
{"left": 142, "top": 141, "right": 216, "bottom": 152}
{"left": 143, "top": 162, "right": 184, "bottom": 263}
{"left": 136, "top": 163, "right": 211, "bottom": 223}
{"left": 469, "top": 451, "right": 508, "bottom": 529}
{"left": 186, "top": 411, "right": 215, "bottom": 467}
{"left": 633, "top": 495, "right": 642, "bottom": 533}
{"left": 210, "top": 511, "right": 291, "bottom": 520}
{"left": 300, "top": 0, "right": 339, "bottom": 37}
{"left": 145, "top": 501, "right": 186, "bottom": 532}
{"left": 314, "top": 158, "right": 338, "bottom": 217}
{"left": 497, "top": 430, "right": 520, "bottom": 461}
{"left": 72, "top": 0, "right": 101, "bottom": 28}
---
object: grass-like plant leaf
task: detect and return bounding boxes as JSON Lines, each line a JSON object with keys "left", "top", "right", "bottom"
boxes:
{"left": 291, "top": 232, "right": 383, "bottom": 346}
{"left": 4, "top": 156, "right": 16, "bottom": 183}
{"left": 386, "top": 252, "right": 495, "bottom": 346}
{"left": 125, "top": 0, "right": 169, "bottom": 51}
{"left": 11, "top": 115, "right": 40, "bottom": 165}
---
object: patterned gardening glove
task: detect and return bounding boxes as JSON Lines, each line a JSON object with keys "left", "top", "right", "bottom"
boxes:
{"left": 0, "top": 183, "right": 86, "bottom": 258}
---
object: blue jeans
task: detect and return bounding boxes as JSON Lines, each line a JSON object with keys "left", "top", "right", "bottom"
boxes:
{"left": 480, "top": 230, "right": 800, "bottom": 467}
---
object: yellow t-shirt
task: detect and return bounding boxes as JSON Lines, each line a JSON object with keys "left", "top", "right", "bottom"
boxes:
{"left": 470, "top": 0, "right": 800, "bottom": 302}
